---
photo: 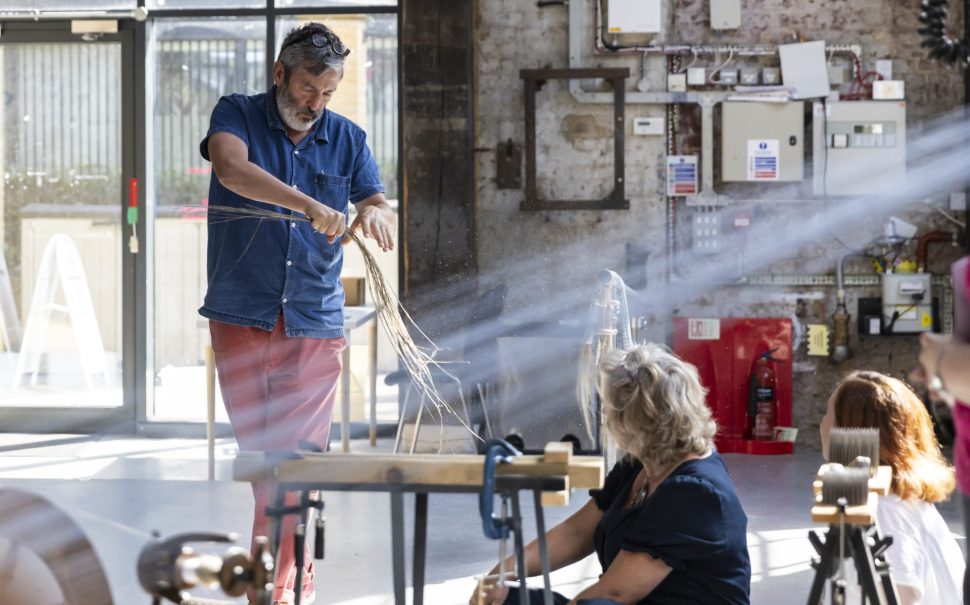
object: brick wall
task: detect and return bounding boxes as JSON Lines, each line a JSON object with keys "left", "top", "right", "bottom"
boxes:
{"left": 473, "top": 0, "right": 967, "bottom": 448}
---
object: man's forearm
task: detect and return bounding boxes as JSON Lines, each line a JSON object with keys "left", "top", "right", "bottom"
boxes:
{"left": 354, "top": 194, "right": 391, "bottom": 212}
{"left": 215, "top": 156, "right": 317, "bottom": 215}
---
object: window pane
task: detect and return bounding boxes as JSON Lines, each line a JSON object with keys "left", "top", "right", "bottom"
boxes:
{"left": 276, "top": 14, "right": 398, "bottom": 199}
{"left": 1, "top": 1, "right": 136, "bottom": 9}
{"left": 277, "top": 0, "right": 396, "bottom": 6}
{"left": 275, "top": 13, "right": 400, "bottom": 388}
{"left": 149, "top": 0, "right": 266, "bottom": 8}
{"left": 0, "top": 42, "right": 124, "bottom": 407}
{"left": 150, "top": 18, "right": 265, "bottom": 422}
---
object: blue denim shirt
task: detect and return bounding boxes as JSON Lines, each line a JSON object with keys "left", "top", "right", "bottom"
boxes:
{"left": 198, "top": 87, "right": 384, "bottom": 338}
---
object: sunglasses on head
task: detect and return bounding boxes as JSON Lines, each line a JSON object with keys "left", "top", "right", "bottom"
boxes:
{"left": 281, "top": 28, "right": 350, "bottom": 57}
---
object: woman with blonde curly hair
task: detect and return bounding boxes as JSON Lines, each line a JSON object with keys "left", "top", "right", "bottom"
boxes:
{"left": 470, "top": 344, "right": 751, "bottom": 605}
{"left": 820, "top": 371, "right": 964, "bottom": 604}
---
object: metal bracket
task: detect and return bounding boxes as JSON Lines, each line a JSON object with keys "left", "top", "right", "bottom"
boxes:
{"left": 520, "top": 68, "right": 630, "bottom": 211}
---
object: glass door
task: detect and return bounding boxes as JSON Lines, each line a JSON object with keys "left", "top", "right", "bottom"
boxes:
{"left": 0, "top": 26, "right": 135, "bottom": 432}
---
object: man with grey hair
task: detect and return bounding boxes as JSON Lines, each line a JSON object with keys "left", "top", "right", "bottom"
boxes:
{"left": 199, "top": 21, "right": 394, "bottom": 605}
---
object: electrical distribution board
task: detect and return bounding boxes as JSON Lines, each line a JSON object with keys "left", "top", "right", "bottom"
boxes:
{"left": 607, "top": 0, "right": 662, "bottom": 34}
{"left": 881, "top": 273, "right": 932, "bottom": 333}
{"left": 721, "top": 101, "right": 805, "bottom": 182}
{"left": 812, "top": 101, "right": 907, "bottom": 196}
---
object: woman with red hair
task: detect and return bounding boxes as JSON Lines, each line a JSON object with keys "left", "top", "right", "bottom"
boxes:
{"left": 820, "top": 371, "right": 964, "bottom": 604}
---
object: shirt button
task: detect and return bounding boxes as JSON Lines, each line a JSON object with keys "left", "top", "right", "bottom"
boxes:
{"left": 286, "top": 260, "right": 293, "bottom": 266}
{"left": 290, "top": 222, "right": 296, "bottom": 228}
{"left": 292, "top": 184, "right": 299, "bottom": 190}
{"left": 294, "top": 149, "right": 300, "bottom": 155}
{"left": 282, "top": 298, "right": 288, "bottom": 304}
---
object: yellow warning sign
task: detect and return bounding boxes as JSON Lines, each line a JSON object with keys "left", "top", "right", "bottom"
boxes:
{"left": 807, "top": 324, "right": 830, "bottom": 357}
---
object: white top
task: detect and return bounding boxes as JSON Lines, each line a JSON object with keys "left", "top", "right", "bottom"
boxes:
{"left": 846, "top": 494, "right": 964, "bottom": 604}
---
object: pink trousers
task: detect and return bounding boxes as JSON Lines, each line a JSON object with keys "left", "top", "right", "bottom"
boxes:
{"left": 210, "top": 316, "right": 344, "bottom": 602}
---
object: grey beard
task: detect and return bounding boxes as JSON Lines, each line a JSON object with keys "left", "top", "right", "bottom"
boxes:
{"left": 276, "top": 88, "right": 320, "bottom": 132}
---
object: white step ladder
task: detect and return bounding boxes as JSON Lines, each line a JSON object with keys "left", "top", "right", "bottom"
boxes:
{"left": 12, "top": 234, "right": 110, "bottom": 390}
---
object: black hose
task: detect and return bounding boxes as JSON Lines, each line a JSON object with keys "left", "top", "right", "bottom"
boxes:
{"left": 918, "top": 0, "right": 970, "bottom": 66}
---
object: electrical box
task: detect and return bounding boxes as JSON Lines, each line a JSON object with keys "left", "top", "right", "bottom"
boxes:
{"left": 762, "top": 67, "right": 781, "bottom": 85}
{"left": 721, "top": 101, "right": 805, "bottom": 182}
{"left": 719, "top": 68, "right": 739, "bottom": 85}
{"left": 881, "top": 273, "right": 933, "bottom": 334}
{"left": 608, "top": 0, "right": 662, "bottom": 34}
{"left": 710, "top": 0, "right": 741, "bottom": 30}
{"left": 687, "top": 67, "right": 707, "bottom": 86}
{"left": 667, "top": 73, "right": 687, "bottom": 92}
{"left": 812, "top": 101, "right": 906, "bottom": 196}
{"left": 740, "top": 67, "right": 760, "bottom": 85}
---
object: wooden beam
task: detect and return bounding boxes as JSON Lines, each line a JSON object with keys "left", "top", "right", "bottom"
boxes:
{"left": 234, "top": 452, "right": 604, "bottom": 490}
{"left": 811, "top": 491, "right": 878, "bottom": 526}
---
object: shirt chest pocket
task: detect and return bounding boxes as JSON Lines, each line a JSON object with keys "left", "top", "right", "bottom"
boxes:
{"left": 313, "top": 174, "right": 351, "bottom": 213}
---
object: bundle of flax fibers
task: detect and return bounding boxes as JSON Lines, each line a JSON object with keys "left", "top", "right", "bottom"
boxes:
{"left": 206, "top": 204, "right": 471, "bottom": 437}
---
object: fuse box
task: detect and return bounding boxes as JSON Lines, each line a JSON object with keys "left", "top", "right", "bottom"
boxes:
{"left": 721, "top": 101, "right": 805, "bottom": 182}
{"left": 607, "top": 0, "right": 662, "bottom": 34}
{"left": 812, "top": 100, "right": 907, "bottom": 196}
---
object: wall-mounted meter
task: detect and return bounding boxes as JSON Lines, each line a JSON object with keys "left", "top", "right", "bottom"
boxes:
{"left": 721, "top": 101, "right": 805, "bottom": 182}
{"left": 812, "top": 101, "right": 906, "bottom": 196}
{"left": 881, "top": 273, "right": 932, "bottom": 333}
{"left": 608, "top": 0, "right": 662, "bottom": 34}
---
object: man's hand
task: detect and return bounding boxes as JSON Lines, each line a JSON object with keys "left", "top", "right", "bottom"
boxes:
{"left": 910, "top": 331, "right": 955, "bottom": 406}
{"left": 305, "top": 200, "right": 347, "bottom": 244}
{"left": 348, "top": 195, "right": 395, "bottom": 252}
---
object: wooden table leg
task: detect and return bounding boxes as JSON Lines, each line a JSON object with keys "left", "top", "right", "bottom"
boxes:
{"left": 205, "top": 344, "right": 215, "bottom": 481}
{"left": 341, "top": 343, "right": 351, "bottom": 453}
{"left": 369, "top": 320, "right": 378, "bottom": 447}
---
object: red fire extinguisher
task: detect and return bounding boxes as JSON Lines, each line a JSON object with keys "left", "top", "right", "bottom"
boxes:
{"left": 748, "top": 349, "right": 778, "bottom": 440}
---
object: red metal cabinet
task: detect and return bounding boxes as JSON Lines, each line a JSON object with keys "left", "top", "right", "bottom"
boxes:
{"left": 672, "top": 317, "right": 794, "bottom": 455}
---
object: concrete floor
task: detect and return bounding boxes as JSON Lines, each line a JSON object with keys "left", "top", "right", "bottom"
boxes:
{"left": 0, "top": 434, "right": 963, "bottom": 605}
